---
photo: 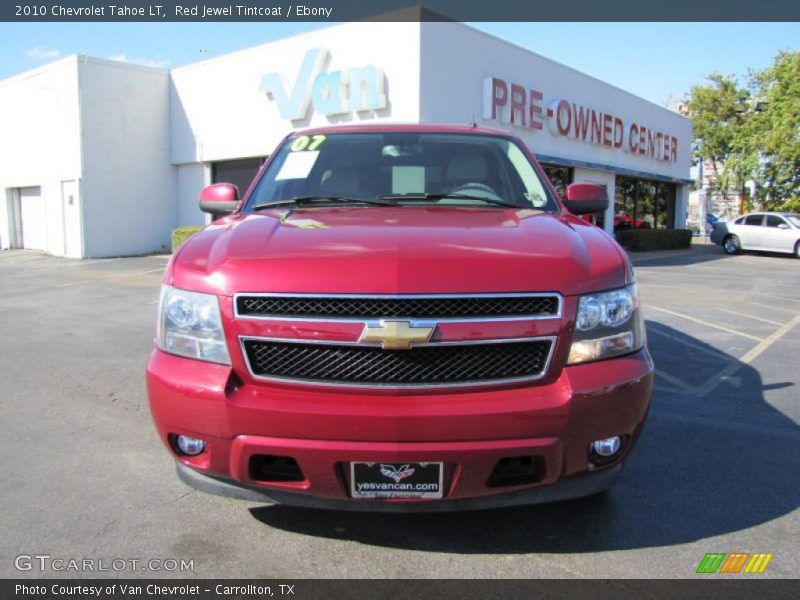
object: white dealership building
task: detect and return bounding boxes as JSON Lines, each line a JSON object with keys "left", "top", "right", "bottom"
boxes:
{"left": 0, "top": 20, "right": 691, "bottom": 257}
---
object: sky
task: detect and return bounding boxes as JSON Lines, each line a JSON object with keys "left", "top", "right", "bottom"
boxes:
{"left": 1, "top": 21, "right": 799, "bottom": 106}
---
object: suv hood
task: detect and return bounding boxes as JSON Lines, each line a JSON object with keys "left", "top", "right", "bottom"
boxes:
{"left": 169, "top": 206, "right": 628, "bottom": 297}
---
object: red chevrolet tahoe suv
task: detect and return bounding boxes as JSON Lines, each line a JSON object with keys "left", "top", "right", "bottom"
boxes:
{"left": 146, "top": 124, "right": 653, "bottom": 511}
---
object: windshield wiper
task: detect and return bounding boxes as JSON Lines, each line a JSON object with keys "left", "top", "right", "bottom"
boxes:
{"left": 378, "top": 193, "right": 522, "bottom": 208}
{"left": 252, "top": 195, "right": 397, "bottom": 211}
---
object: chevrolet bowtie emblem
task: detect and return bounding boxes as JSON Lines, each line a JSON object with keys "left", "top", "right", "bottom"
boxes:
{"left": 359, "top": 320, "right": 435, "bottom": 350}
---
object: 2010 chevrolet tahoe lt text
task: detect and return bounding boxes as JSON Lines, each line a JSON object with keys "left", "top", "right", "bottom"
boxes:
{"left": 146, "top": 124, "right": 653, "bottom": 511}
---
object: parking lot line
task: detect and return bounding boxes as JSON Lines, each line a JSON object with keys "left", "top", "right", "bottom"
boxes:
{"left": 647, "top": 326, "right": 737, "bottom": 362}
{"left": 646, "top": 305, "right": 764, "bottom": 342}
{"left": 653, "top": 368, "right": 696, "bottom": 393}
{"left": 637, "top": 271, "right": 730, "bottom": 279}
{"left": 648, "top": 309, "right": 800, "bottom": 398}
{"left": 653, "top": 384, "right": 690, "bottom": 395}
{"left": 54, "top": 280, "right": 95, "bottom": 288}
{"left": 63, "top": 258, "right": 121, "bottom": 267}
{"left": 651, "top": 407, "right": 800, "bottom": 442}
{"left": 113, "top": 268, "right": 165, "bottom": 277}
{"left": 696, "top": 313, "right": 800, "bottom": 397}
{"left": 739, "top": 313, "right": 800, "bottom": 365}
{"left": 755, "top": 292, "right": 800, "bottom": 304}
{"left": 716, "top": 308, "right": 785, "bottom": 327}
{"left": 49, "top": 266, "right": 166, "bottom": 288}
{"left": 745, "top": 301, "right": 798, "bottom": 314}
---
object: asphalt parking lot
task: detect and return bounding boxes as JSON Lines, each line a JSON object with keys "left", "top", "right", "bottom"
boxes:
{"left": 0, "top": 245, "right": 797, "bottom": 579}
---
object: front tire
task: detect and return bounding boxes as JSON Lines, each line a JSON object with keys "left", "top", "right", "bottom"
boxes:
{"left": 795, "top": 241, "right": 800, "bottom": 259}
{"left": 723, "top": 235, "right": 741, "bottom": 255}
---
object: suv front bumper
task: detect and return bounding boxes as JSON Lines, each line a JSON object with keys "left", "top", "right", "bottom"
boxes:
{"left": 176, "top": 459, "right": 623, "bottom": 512}
{"left": 146, "top": 348, "right": 653, "bottom": 509}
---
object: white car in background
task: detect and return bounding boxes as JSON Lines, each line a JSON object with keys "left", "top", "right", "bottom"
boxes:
{"left": 710, "top": 212, "right": 800, "bottom": 257}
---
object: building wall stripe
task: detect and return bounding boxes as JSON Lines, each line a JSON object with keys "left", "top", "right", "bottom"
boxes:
{"left": 535, "top": 153, "right": 694, "bottom": 185}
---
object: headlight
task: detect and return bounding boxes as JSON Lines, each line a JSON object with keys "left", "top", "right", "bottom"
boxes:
{"left": 156, "top": 285, "right": 230, "bottom": 364}
{"left": 568, "top": 284, "right": 644, "bottom": 365}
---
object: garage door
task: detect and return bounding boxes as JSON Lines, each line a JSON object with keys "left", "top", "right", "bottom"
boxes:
{"left": 20, "top": 186, "right": 47, "bottom": 251}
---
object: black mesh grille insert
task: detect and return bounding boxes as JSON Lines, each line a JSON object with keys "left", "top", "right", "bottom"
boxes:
{"left": 242, "top": 339, "right": 552, "bottom": 386}
{"left": 236, "top": 295, "right": 558, "bottom": 319}
{"left": 487, "top": 456, "right": 545, "bottom": 488}
{"left": 249, "top": 455, "right": 304, "bottom": 482}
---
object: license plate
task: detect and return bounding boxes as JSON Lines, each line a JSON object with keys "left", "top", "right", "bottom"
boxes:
{"left": 350, "top": 462, "right": 443, "bottom": 499}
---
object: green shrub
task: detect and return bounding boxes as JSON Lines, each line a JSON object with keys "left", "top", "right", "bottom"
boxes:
{"left": 777, "top": 198, "right": 800, "bottom": 213}
{"left": 171, "top": 226, "right": 203, "bottom": 253}
{"left": 615, "top": 228, "right": 692, "bottom": 252}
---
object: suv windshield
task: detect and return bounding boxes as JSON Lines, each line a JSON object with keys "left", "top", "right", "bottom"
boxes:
{"left": 244, "top": 132, "right": 558, "bottom": 212}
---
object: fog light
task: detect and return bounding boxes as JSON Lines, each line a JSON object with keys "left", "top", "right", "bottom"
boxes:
{"left": 176, "top": 435, "right": 205, "bottom": 456}
{"left": 591, "top": 436, "right": 622, "bottom": 458}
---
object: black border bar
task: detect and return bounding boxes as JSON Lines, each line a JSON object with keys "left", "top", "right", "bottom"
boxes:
{"left": 5, "top": 579, "right": 800, "bottom": 600}
{"left": 4, "top": 1, "right": 800, "bottom": 22}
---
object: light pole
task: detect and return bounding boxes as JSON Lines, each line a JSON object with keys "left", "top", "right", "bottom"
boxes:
{"left": 734, "top": 98, "right": 767, "bottom": 215}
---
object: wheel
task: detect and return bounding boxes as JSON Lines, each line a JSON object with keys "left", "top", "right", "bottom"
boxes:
{"left": 795, "top": 241, "right": 800, "bottom": 259}
{"left": 723, "top": 235, "right": 741, "bottom": 255}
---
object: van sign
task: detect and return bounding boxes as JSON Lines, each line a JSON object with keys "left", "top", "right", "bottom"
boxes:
{"left": 259, "top": 48, "right": 387, "bottom": 122}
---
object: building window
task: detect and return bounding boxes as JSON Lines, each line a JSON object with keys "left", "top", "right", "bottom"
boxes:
{"left": 211, "top": 157, "right": 267, "bottom": 197}
{"left": 614, "top": 177, "right": 637, "bottom": 230}
{"left": 614, "top": 176, "right": 676, "bottom": 231}
{"left": 541, "top": 164, "right": 573, "bottom": 199}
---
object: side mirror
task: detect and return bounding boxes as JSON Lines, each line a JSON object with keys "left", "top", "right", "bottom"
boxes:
{"left": 199, "top": 183, "right": 239, "bottom": 217}
{"left": 777, "top": 223, "right": 790, "bottom": 230}
{"left": 563, "top": 183, "right": 609, "bottom": 215}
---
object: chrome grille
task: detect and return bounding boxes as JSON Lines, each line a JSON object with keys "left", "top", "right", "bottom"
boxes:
{"left": 236, "top": 294, "right": 560, "bottom": 320}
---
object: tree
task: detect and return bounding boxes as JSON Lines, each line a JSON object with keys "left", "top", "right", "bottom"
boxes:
{"left": 684, "top": 74, "right": 752, "bottom": 203}
{"left": 685, "top": 52, "right": 800, "bottom": 212}
{"left": 749, "top": 51, "right": 800, "bottom": 210}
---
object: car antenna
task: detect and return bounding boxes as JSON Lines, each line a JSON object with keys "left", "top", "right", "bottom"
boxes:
{"left": 470, "top": 114, "right": 478, "bottom": 128}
